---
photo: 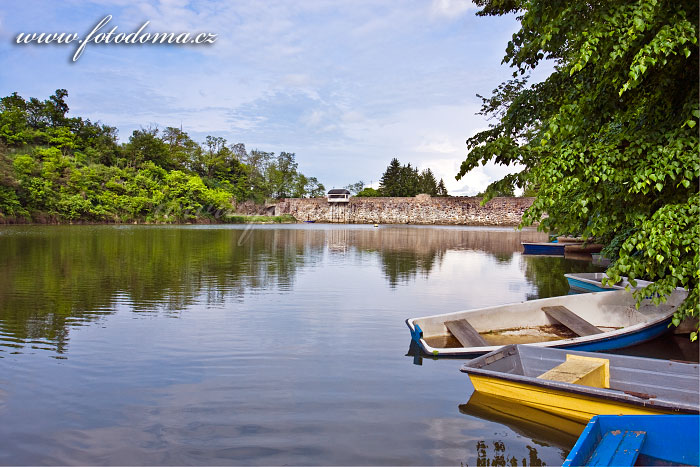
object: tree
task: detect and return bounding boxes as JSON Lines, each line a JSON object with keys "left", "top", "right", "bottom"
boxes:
{"left": 124, "top": 127, "right": 169, "bottom": 168}
{"left": 344, "top": 180, "right": 365, "bottom": 195}
{"left": 460, "top": 0, "right": 699, "bottom": 337}
{"left": 379, "top": 157, "right": 402, "bottom": 196}
{"left": 267, "top": 151, "right": 298, "bottom": 198}
{"left": 355, "top": 187, "right": 381, "bottom": 197}
{"left": 418, "top": 169, "right": 438, "bottom": 195}
{"left": 436, "top": 179, "right": 448, "bottom": 197}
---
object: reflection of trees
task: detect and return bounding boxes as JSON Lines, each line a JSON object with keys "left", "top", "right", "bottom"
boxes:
{"left": 475, "top": 440, "right": 548, "bottom": 466}
{"left": 341, "top": 227, "right": 548, "bottom": 287}
{"left": 380, "top": 250, "right": 444, "bottom": 287}
{"left": 0, "top": 227, "right": 321, "bottom": 353}
{"left": 521, "top": 255, "right": 602, "bottom": 300}
{"left": 0, "top": 225, "right": 559, "bottom": 353}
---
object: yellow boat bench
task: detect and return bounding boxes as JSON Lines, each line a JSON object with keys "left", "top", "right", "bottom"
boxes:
{"left": 538, "top": 354, "right": 610, "bottom": 388}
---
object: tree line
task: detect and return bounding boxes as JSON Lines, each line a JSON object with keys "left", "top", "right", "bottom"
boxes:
{"left": 0, "top": 90, "right": 325, "bottom": 222}
{"left": 348, "top": 158, "right": 448, "bottom": 197}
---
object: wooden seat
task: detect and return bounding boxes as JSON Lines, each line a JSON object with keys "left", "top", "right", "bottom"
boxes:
{"left": 586, "top": 430, "right": 646, "bottom": 466}
{"left": 445, "top": 319, "right": 487, "bottom": 347}
{"left": 542, "top": 305, "right": 603, "bottom": 336}
{"left": 538, "top": 354, "right": 610, "bottom": 388}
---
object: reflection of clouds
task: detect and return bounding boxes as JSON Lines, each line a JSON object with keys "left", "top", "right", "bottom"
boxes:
{"left": 423, "top": 416, "right": 489, "bottom": 463}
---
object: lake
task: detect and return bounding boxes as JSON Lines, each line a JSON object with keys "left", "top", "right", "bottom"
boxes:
{"left": 0, "top": 224, "right": 694, "bottom": 465}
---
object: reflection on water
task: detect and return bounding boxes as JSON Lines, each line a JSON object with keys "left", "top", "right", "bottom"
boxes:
{"left": 0, "top": 224, "right": 610, "bottom": 465}
{"left": 475, "top": 440, "right": 548, "bottom": 466}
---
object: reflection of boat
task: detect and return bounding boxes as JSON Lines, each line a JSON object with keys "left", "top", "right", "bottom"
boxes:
{"left": 563, "top": 414, "right": 699, "bottom": 466}
{"left": 460, "top": 345, "right": 699, "bottom": 424}
{"left": 564, "top": 272, "right": 653, "bottom": 293}
{"left": 522, "top": 242, "right": 566, "bottom": 255}
{"left": 460, "top": 391, "right": 585, "bottom": 450}
{"left": 406, "top": 289, "right": 686, "bottom": 357}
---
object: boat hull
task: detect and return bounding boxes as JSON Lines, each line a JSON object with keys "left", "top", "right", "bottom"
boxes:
{"left": 461, "top": 345, "right": 699, "bottom": 425}
{"left": 564, "top": 415, "right": 700, "bottom": 466}
{"left": 406, "top": 289, "right": 685, "bottom": 357}
{"left": 522, "top": 242, "right": 566, "bottom": 255}
{"left": 469, "top": 375, "right": 669, "bottom": 424}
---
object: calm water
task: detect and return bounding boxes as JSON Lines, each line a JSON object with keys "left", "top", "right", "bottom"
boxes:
{"left": 0, "top": 224, "right": 693, "bottom": 465}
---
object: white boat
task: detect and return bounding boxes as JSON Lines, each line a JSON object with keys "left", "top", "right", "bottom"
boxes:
{"left": 406, "top": 289, "right": 687, "bottom": 357}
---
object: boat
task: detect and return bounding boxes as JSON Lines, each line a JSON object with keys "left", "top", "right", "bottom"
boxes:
{"left": 460, "top": 344, "right": 699, "bottom": 424}
{"left": 406, "top": 288, "right": 686, "bottom": 357}
{"left": 521, "top": 242, "right": 567, "bottom": 255}
{"left": 564, "top": 272, "right": 653, "bottom": 293}
{"left": 460, "top": 390, "right": 585, "bottom": 450}
{"left": 563, "top": 414, "right": 699, "bottom": 466}
{"left": 563, "top": 243, "right": 603, "bottom": 254}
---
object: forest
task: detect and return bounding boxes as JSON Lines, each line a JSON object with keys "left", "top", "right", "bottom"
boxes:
{"left": 0, "top": 89, "right": 325, "bottom": 223}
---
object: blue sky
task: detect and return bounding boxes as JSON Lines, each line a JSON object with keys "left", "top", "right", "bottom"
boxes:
{"left": 0, "top": 0, "right": 539, "bottom": 195}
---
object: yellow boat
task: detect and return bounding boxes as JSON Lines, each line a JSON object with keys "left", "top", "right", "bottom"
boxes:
{"left": 460, "top": 345, "right": 699, "bottom": 424}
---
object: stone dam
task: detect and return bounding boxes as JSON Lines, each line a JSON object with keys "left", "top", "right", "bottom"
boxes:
{"left": 264, "top": 195, "right": 535, "bottom": 226}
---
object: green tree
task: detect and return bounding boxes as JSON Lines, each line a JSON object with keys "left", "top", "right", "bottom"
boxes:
{"left": 124, "top": 127, "right": 169, "bottom": 168}
{"left": 355, "top": 187, "right": 381, "bottom": 197}
{"left": 344, "top": 180, "right": 365, "bottom": 195}
{"left": 436, "top": 179, "right": 448, "bottom": 197}
{"left": 418, "top": 169, "right": 438, "bottom": 195}
{"left": 460, "top": 0, "right": 699, "bottom": 337}
{"left": 379, "top": 157, "right": 402, "bottom": 196}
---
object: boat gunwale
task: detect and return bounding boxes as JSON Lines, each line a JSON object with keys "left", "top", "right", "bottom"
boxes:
{"left": 405, "top": 290, "right": 678, "bottom": 356}
{"left": 460, "top": 345, "right": 700, "bottom": 414}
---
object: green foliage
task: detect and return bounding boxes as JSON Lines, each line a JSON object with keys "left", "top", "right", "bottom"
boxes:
{"left": 462, "top": 0, "right": 699, "bottom": 334}
{"left": 379, "top": 158, "right": 447, "bottom": 197}
{"left": 355, "top": 187, "right": 382, "bottom": 197}
{"left": 0, "top": 90, "right": 326, "bottom": 223}
{"left": 344, "top": 181, "right": 365, "bottom": 195}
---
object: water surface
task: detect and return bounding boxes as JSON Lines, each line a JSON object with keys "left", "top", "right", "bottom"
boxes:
{"left": 0, "top": 224, "right": 689, "bottom": 465}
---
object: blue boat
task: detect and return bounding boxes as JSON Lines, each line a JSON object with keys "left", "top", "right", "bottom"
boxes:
{"left": 522, "top": 242, "right": 566, "bottom": 255}
{"left": 564, "top": 273, "right": 655, "bottom": 293}
{"left": 563, "top": 415, "right": 699, "bottom": 466}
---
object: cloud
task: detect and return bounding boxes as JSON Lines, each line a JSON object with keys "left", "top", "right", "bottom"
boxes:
{"left": 0, "top": 1, "right": 525, "bottom": 191}
{"left": 430, "top": 0, "right": 476, "bottom": 19}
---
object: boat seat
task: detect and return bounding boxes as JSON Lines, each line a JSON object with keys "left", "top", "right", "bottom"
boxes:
{"left": 445, "top": 319, "right": 487, "bottom": 347}
{"left": 542, "top": 305, "right": 603, "bottom": 336}
{"left": 586, "top": 429, "right": 646, "bottom": 466}
{"left": 538, "top": 354, "right": 610, "bottom": 388}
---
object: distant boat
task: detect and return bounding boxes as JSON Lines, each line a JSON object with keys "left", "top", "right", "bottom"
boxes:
{"left": 460, "top": 345, "right": 699, "bottom": 423}
{"left": 563, "top": 414, "right": 699, "bottom": 466}
{"left": 521, "top": 242, "right": 567, "bottom": 255}
{"left": 564, "top": 272, "right": 653, "bottom": 293}
{"left": 302, "top": 220, "right": 316, "bottom": 223}
{"left": 406, "top": 289, "right": 686, "bottom": 357}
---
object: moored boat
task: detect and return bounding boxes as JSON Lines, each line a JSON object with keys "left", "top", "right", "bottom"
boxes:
{"left": 460, "top": 345, "right": 699, "bottom": 423}
{"left": 563, "top": 414, "right": 699, "bottom": 466}
{"left": 406, "top": 289, "right": 686, "bottom": 357}
{"left": 564, "top": 272, "right": 653, "bottom": 293}
{"left": 521, "top": 242, "right": 567, "bottom": 255}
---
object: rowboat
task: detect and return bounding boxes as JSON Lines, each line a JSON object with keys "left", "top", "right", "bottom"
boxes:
{"left": 564, "top": 272, "right": 653, "bottom": 293}
{"left": 564, "top": 415, "right": 699, "bottom": 466}
{"left": 460, "top": 390, "right": 585, "bottom": 450}
{"left": 406, "top": 289, "right": 686, "bottom": 357}
{"left": 521, "top": 242, "right": 566, "bottom": 255}
{"left": 460, "top": 344, "right": 699, "bottom": 424}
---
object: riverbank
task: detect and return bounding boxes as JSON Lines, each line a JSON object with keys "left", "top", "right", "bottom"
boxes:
{"left": 0, "top": 213, "right": 298, "bottom": 225}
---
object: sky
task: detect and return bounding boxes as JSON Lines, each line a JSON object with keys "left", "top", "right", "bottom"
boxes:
{"left": 0, "top": 0, "right": 543, "bottom": 195}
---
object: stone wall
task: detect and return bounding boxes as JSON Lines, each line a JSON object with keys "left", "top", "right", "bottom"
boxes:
{"left": 273, "top": 195, "right": 534, "bottom": 225}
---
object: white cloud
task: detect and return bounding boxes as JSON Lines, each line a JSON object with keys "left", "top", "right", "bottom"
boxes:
{"left": 430, "top": 0, "right": 476, "bottom": 19}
